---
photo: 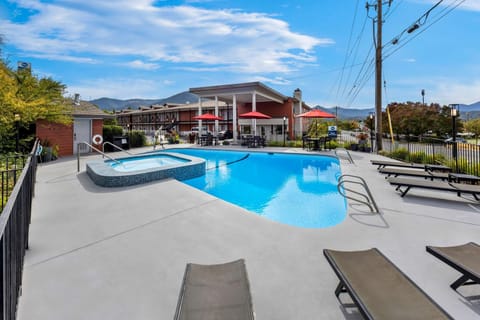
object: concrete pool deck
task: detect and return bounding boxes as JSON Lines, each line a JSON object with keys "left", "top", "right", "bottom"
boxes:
{"left": 17, "top": 145, "right": 480, "bottom": 319}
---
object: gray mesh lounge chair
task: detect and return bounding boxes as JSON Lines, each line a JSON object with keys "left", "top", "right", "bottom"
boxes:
{"left": 387, "top": 177, "right": 480, "bottom": 201}
{"left": 323, "top": 248, "right": 453, "bottom": 320}
{"left": 174, "top": 259, "right": 255, "bottom": 320}
{"left": 371, "top": 160, "right": 451, "bottom": 172}
{"left": 379, "top": 167, "right": 449, "bottom": 180}
{"left": 426, "top": 242, "right": 480, "bottom": 291}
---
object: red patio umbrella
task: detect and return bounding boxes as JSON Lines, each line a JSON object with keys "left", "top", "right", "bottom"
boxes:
{"left": 296, "top": 109, "right": 335, "bottom": 118}
{"left": 192, "top": 113, "right": 224, "bottom": 121}
{"left": 238, "top": 111, "right": 272, "bottom": 119}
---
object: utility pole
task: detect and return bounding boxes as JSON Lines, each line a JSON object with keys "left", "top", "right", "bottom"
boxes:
{"left": 375, "top": 0, "right": 383, "bottom": 151}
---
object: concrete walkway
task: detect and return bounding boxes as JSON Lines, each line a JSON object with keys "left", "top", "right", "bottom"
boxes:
{"left": 17, "top": 146, "right": 480, "bottom": 319}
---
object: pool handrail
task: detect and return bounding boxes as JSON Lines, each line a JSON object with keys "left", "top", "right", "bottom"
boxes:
{"left": 77, "top": 141, "right": 121, "bottom": 172}
{"left": 337, "top": 174, "right": 380, "bottom": 213}
{"left": 334, "top": 148, "right": 354, "bottom": 164}
{"left": 102, "top": 141, "right": 134, "bottom": 157}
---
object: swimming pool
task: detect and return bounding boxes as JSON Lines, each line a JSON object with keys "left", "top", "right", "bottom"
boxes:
{"left": 159, "top": 149, "right": 346, "bottom": 228}
{"left": 86, "top": 153, "right": 205, "bottom": 187}
{"left": 110, "top": 154, "right": 189, "bottom": 172}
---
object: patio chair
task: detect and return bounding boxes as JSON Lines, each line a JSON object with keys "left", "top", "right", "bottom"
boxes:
{"left": 323, "top": 248, "right": 453, "bottom": 319}
{"left": 371, "top": 159, "right": 426, "bottom": 170}
{"left": 378, "top": 167, "right": 449, "bottom": 181}
{"left": 387, "top": 177, "right": 480, "bottom": 201}
{"left": 426, "top": 242, "right": 480, "bottom": 291}
{"left": 174, "top": 259, "right": 255, "bottom": 320}
{"left": 371, "top": 160, "right": 451, "bottom": 172}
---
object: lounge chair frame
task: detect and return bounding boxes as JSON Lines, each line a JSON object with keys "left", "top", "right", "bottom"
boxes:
{"left": 174, "top": 259, "right": 255, "bottom": 320}
{"left": 426, "top": 242, "right": 480, "bottom": 291}
{"left": 371, "top": 160, "right": 451, "bottom": 172}
{"left": 324, "top": 248, "right": 453, "bottom": 320}
{"left": 387, "top": 177, "right": 480, "bottom": 201}
{"left": 379, "top": 167, "right": 449, "bottom": 181}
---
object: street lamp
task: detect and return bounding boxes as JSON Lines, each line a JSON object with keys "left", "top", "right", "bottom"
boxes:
{"left": 450, "top": 104, "right": 459, "bottom": 172}
{"left": 369, "top": 112, "right": 375, "bottom": 153}
{"left": 14, "top": 113, "right": 20, "bottom": 153}
{"left": 283, "top": 116, "right": 287, "bottom": 147}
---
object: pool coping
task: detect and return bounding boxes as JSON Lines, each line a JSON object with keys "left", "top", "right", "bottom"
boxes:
{"left": 86, "top": 152, "right": 206, "bottom": 187}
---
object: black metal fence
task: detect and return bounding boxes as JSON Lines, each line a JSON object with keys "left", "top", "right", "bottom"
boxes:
{"left": 1, "top": 155, "right": 28, "bottom": 212}
{"left": 0, "top": 140, "right": 39, "bottom": 320}
{"left": 337, "top": 131, "right": 480, "bottom": 176}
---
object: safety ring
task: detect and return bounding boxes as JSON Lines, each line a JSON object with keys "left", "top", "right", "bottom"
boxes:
{"left": 92, "top": 134, "right": 103, "bottom": 145}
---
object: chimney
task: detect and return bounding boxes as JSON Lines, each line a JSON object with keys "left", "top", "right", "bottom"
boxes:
{"left": 293, "top": 88, "right": 302, "bottom": 101}
{"left": 74, "top": 93, "right": 80, "bottom": 105}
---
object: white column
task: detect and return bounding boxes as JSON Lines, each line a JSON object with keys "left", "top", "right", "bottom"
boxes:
{"left": 252, "top": 91, "right": 256, "bottom": 136}
{"left": 298, "top": 98, "right": 303, "bottom": 135}
{"left": 198, "top": 97, "right": 202, "bottom": 136}
{"left": 214, "top": 96, "right": 219, "bottom": 135}
{"left": 233, "top": 95, "right": 238, "bottom": 142}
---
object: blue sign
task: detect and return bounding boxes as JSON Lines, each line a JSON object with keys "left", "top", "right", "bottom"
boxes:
{"left": 328, "top": 125, "right": 337, "bottom": 138}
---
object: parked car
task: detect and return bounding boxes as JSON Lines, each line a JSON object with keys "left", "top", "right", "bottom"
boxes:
{"left": 218, "top": 130, "right": 233, "bottom": 140}
{"left": 444, "top": 137, "right": 467, "bottom": 143}
{"left": 191, "top": 126, "right": 211, "bottom": 136}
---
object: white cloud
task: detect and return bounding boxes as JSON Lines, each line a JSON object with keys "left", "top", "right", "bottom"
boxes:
{"left": 1, "top": 1, "right": 332, "bottom": 73}
{"left": 433, "top": 80, "right": 480, "bottom": 105}
{"left": 124, "top": 60, "right": 160, "bottom": 70}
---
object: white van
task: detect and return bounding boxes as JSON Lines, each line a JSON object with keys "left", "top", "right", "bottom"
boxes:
{"left": 191, "top": 126, "right": 211, "bottom": 135}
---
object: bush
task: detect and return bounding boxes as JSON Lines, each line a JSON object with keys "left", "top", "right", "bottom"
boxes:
{"left": 103, "top": 125, "right": 123, "bottom": 143}
{"left": 407, "top": 151, "right": 427, "bottom": 163}
{"left": 389, "top": 148, "right": 409, "bottom": 161}
{"left": 128, "top": 130, "right": 146, "bottom": 148}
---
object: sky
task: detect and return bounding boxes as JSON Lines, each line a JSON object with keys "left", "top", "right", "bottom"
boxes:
{"left": 1, "top": 0, "right": 479, "bottom": 109}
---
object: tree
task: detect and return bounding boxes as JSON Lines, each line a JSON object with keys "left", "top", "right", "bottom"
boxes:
{"left": 0, "top": 60, "right": 72, "bottom": 152}
{"left": 464, "top": 118, "right": 480, "bottom": 144}
{"left": 382, "top": 102, "right": 460, "bottom": 139}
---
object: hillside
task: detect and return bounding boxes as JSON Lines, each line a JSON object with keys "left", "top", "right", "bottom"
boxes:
{"left": 90, "top": 91, "right": 198, "bottom": 111}
{"left": 90, "top": 90, "right": 480, "bottom": 120}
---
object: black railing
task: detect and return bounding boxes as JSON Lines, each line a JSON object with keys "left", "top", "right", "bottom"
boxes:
{"left": 1, "top": 155, "right": 28, "bottom": 212}
{"left": 0, "top": 140, "right": 39, "bottom": 320}
{"left": 337, "top": 132, "right": 479, "bottom": 176}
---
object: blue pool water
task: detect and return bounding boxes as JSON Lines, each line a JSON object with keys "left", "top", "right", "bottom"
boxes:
{"left": 110, "top": 154, "right": 188, "bottom": 172}
{"left": 161, "top": 149, "right": 346, "bottom": 228}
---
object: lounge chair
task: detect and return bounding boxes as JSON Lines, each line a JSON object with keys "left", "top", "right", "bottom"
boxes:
{"left": 387, "top": 177, "right": 480, "bottom": 201}
{"left": 426, "top": 242, "right": 480, "bottom": 291}
{"left": 379, "top": 167, "right": 449, "bottom": 181}
{"left": 174, "top": 259, "right": 255, "bottom": 320}
{"left": 371, "top": 160, "right": 451, "bottom": 172}
{"left": 323, "top": 248, "right": 453, "bottom": 319}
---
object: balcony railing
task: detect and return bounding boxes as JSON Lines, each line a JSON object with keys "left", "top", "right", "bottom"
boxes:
{"left": 0, "top": 140, "right": 39, "bottom": 320}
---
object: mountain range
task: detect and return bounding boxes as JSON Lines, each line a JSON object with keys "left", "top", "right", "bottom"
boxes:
{"left": 90, "top": 92, "right": 480, "bottom": 120}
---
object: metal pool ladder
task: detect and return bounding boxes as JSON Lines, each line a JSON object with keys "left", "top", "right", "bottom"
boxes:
{"left": 334, "top": 148, "right": 354, "bottom": 164}
{"left": 337, "top": 174, "right": 380, "bottom": 213}
{"left": 102, "top": 141, "right": 134, "bottom": 157}
{"left": 77, "top": 141, "right": 121, "bottom": 172}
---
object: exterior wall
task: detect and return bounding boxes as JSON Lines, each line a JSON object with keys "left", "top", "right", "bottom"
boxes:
{"left": 36, "top": 118, "right": 104, "bottom": 156}
{"left": 91, "top": 119, "right": 103, "bottom": 148}
{"left": 36, "top": 119, "right": 73, "bottom": 156}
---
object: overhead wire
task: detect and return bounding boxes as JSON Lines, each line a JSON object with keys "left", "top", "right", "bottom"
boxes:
{"left": 343, "top": 0, "right": 464, "bottom": 107}
{"left": 383, "top": 0, "right": 464, "bottom": 60}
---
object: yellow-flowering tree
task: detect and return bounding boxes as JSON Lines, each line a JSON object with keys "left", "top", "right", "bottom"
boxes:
{"left": 0, "top": 61, "right": 72, "bottom": 152}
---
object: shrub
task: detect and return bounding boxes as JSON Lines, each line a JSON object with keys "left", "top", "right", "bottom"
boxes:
{"left": 128, "top": 130, "right": 146, "bottom": 148}
{"left": 407, "top": 151, "right": 427, "bottom": 163}
{"left": 389, "top": 148, "right": 409, "bottom": 161}
{"left": 103, "top": 125, "right": 123, "bottom": 143}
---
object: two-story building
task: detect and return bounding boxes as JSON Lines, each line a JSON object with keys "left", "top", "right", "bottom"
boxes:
{"left": 115, "top": 82, "right": 311, "bottom": 142}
